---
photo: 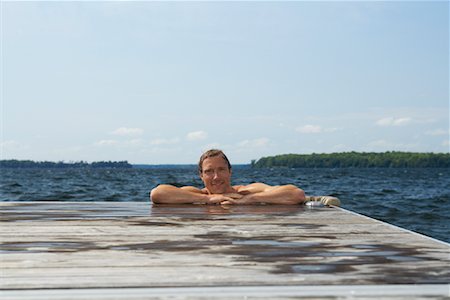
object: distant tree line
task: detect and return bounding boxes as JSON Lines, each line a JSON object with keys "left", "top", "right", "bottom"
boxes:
{"left": 0, "top": 160, "right": 132, "bottom": 169}
{"left": 252, "top": 152, "right": 450, "bottom": 168}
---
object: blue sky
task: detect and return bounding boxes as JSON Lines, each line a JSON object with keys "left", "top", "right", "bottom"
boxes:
{"left": 1, "top": 1, "right": 449, "bottom": 164}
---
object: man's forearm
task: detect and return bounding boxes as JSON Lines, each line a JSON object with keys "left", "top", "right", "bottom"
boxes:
{"left": 150, "top": 184, "right": 209, "bottom": 204}
{"left": 243, "top": 185, "right": 305, "bottom": 205}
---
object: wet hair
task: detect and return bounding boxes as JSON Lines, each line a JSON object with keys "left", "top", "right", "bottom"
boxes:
{"left": 198, "top": 149, "right": 232, "bottom": 174}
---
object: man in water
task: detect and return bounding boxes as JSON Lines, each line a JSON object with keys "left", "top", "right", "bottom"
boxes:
{"left": 150, "top": 149, "right": 306, "bottom": 205}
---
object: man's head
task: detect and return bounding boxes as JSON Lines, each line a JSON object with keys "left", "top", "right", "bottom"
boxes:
{"left": 198, "top": 149, "right": 233, "bottom": 194}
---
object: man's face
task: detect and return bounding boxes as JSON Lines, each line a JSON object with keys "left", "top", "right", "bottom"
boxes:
{"left": 200, "top": 155, "right": 232, "bottom": 194}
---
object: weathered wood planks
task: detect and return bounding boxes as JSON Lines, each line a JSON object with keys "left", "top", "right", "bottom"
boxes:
{"left": 0, "top": 201, "right": 449, "bottom": 299}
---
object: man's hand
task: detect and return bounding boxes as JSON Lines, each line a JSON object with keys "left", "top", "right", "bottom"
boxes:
{"left": 219, "top": 194, "right": 256, "bottom": 205}
{"left": 206, "top": 194, "right": 239, "bottom": 205}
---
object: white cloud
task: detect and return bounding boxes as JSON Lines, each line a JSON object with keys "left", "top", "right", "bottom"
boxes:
{"left": 394, "top": 118, "right": 412, "bottom": 126}
{"left": 95, "top": 140, "right": 119, "bottom": 146}
{"left": 425, "top": 129, "right": 448, "bottom": 136}
{"left": 110, "top": 127, "right": 144, "bottom": 136}
{"left": 296, "top": 125, "right": 338, "bottom": 134}
{"left": 150, "top": 138, "right": 180, "bottom": 145}
{"left": 95, "top": 139, "right": 146, "bottom": 148}
{"left": 296, "top": 125, "right": 322, "bottom": 133}
{"left": 186, "top": 131, "right": 208, "bottom": 141}
{"left": 376, "top": 117, "right": 412, "bottom": 127}
{"left": 237, "top": 138, "right": 270, "bottom": 148}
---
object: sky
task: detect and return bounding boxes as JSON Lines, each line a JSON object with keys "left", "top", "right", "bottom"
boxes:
{"left": 1, "top": 1, "right": 449, "bottom": 164}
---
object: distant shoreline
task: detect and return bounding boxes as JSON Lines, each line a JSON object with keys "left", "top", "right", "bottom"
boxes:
{"left": 252, "top": 151, "right": 450, "bottom": 168}
{"left": 2, "top": 151, "right": 449, "bottom": 168}
{"left": 0, "top": 160, "right": 132, "bottom": 169}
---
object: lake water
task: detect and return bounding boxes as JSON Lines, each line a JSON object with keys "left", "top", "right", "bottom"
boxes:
{"left": 1, "top": 166, "right": 449, "bottom": 243}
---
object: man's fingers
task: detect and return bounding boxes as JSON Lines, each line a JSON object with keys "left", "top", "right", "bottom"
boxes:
{"left": 208, "top": 198, "right": 225, "bottom": 204}
{"left": 207, "top": 195, "right": 234, "bottom": 204}
{"left": 221, "top": 198, "right": 244, "bottom": 205}
{"left": 223, "top": 193, "right": 243, "bottom": 199}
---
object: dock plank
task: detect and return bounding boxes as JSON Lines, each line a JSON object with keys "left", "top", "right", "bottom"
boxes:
{"left": 0, "top": 201, "right": 449, "bottom": 299}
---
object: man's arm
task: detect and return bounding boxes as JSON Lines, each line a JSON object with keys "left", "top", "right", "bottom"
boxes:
{"left": 150, "top": 184, "right": 237, "bottom": 204}
{"left": 224, "top": 184, "right": 305, "bottom": 205}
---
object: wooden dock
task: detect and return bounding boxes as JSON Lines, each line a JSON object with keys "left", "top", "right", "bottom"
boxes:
{"left": 1, "top": 201, "right": 449, "bottom": 299}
